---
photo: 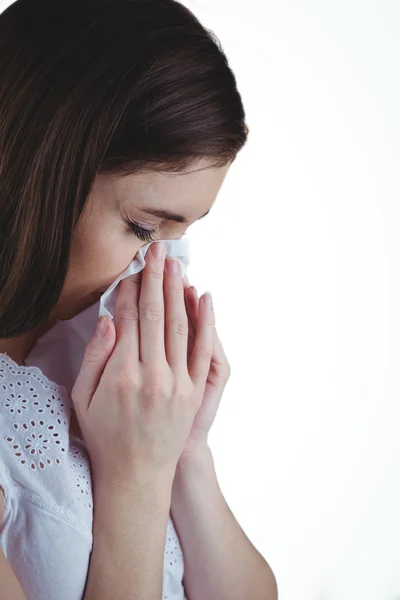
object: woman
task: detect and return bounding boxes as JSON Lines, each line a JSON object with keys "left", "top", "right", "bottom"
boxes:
{"left": 0, "top": 0, "right": 278, "bottom": 598}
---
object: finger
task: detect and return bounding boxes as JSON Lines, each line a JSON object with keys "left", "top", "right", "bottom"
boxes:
{"left": 113, "top": 269, "right": 142, "bottom": 363}
{"left": 212, "top": 325, "right": 229, "bottom": 372}
{"left": 187, "top": 286, "right": 225, "bottom": 367}
{"left": 71, "top": 316, "right": 116, "bottom": 414}
{"left": 184, "top": 287, "right": 197, "bottom": 361}
{"left": 194, "top": 290, "right": 228, "bottom": 370}
{"left": 188, "top": 292, "right": 215, "bottom": 389}
{"left": 138, "top": 241, "right": 167, "bottom": 365}
{"left": 184, "top": 286, "right": 198, "bottom": 335}
{"left": 186, "top": 285, "right": 199, "bottom": 325}
{"left": 164, "top": 257, "right": 189, "bottom": 375}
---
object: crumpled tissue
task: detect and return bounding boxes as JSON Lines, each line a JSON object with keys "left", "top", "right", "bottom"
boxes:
{"left": 25, "top": 238, "right": 190, "bottom": 398}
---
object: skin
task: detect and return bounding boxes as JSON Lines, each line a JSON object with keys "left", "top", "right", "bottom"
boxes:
{"left": 0, "top": 158, "right": 231, "bottom": 436}
{"left": 0, "top": 159, "right": 278, "bottom": 599}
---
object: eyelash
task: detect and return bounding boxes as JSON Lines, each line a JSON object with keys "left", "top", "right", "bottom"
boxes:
{"left": 127, "top": 219, "right": 158, "bottom": 243}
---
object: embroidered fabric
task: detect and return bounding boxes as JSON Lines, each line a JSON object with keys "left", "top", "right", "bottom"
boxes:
{"left": 0, "top": 352, "right": 185, "bottom": 600}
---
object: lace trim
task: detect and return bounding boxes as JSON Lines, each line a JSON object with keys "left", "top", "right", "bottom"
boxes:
{"left": 0, "top": 352, "right": 69, "bottom": 396}
{"left": 0, "top": 351, "right": 93, "bottom": 520}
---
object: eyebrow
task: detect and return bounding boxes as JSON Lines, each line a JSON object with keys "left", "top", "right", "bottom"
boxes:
{"left": 140, "top": 207, "right": 210, "bottom": 224}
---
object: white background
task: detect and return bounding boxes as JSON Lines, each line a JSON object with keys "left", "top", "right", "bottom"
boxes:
{"left": 2, "top": 0, "right": 399, "bottom": 599}
{"left": 182, "top": 2, "right": 400, "bottom": 600}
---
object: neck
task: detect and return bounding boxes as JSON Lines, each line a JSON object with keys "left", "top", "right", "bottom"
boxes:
{"left": 0, "top": 317, "right": 58, "bottom": 366}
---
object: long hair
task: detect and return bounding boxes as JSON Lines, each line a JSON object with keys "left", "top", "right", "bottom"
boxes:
{"left": 0, "top": 0, "right": 249, "bottom": 338}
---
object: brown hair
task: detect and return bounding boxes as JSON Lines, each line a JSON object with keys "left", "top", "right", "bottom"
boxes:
{"left": 0, "top": 0, "right": 249, "bottom": 339}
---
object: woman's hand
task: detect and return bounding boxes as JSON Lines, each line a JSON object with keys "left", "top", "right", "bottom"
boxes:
{"left": 180, "top": 274, "right": 231, "bottom": 459}
{"left": 71, "top": 243, "right": 216, "bottom": 491}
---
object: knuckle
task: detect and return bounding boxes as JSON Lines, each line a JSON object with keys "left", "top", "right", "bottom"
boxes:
{"left": 83, "top": 345, "right": 103, "bottom": 365}
{"left": 115, "top": 366, "right": 140, "bottom": 392}
{"left": 126, "top": 274, "right": 142, "bottom": 285}
{"left": 174, "top": 382, "right": 192, "bottom": 403}
{"left": 118, "top": 302, "right": 140, "bottom": 322}
{"left": 146, "top": 268, "right": 163, "bottom": 281}
{"left": 143, "top": 369, "right": 171, "bottom": 400}
{"left": 169, "top": 282, "right": 183, "bottom": 294}
{"left": 141, "top": 302, "right": 163, "bottom": 324}
{"left": 165, "top": 316, "right": 187, "bottom": 337}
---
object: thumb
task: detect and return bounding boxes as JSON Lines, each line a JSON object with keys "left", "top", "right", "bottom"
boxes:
{"left": 71, "top": 316, "right": 116, "bottom": 415}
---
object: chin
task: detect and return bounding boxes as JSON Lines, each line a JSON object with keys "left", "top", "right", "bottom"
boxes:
{"left": 55, "top": 293, "right": 102, "bottom": 322}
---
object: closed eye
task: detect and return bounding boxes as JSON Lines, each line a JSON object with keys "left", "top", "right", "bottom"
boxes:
{"left": 127, "top": 219, "right": 158, "bottom": 243}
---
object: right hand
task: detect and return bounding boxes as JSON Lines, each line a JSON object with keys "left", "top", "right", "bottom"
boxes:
{"left": 71, "top": 242, "right": 215, "bottom": 491}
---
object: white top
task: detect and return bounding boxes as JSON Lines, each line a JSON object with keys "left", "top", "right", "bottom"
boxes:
{"left": 0, "top": 352, "right": 186, "bottom": 600}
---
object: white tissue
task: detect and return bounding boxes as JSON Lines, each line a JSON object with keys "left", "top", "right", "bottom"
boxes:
{"left": 25, "top": 238, "right": 190, "bottom": 397}
{"left": 99, "top": 238, "right": 189, "bottom": 320}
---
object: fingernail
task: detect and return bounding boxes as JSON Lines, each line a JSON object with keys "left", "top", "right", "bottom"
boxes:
{"left": 166, "top": 258, "right": 179, "bottom": 275}
{"left": 152, "top": 242, "right": 166, "bottom": 259}
{"left": 96, "top": 316, "right": 108, "bottom": 336}
{"left": 192, "top": 286, "right": 198, "bottom": 299}
{"left": 204, "top": 292, "right": 213, "bottom": 309}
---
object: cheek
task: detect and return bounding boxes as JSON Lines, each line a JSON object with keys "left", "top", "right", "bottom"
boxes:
{"left": 68, "top": 226, "right": 142, "bottom": 294}
{"left": 54, "top": 231, "right": 142, "bottom": 320}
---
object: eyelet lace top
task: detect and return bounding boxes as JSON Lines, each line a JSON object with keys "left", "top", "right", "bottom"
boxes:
{"left": 0, "top": 353, "right": 186, "bottom": 600}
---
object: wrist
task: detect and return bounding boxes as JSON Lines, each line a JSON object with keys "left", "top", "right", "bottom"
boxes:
{"left": 93, "top": 466, "right": 175, "bottom": 502}
{"left": 175, "top": 442, "right": 214, "bottom": 479}
{"left": 171, "top": 444, "right": 217, "bottom": 520}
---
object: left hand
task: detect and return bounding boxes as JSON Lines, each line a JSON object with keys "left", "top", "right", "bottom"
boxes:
{"left": 179, "top": 274, "right": 231, "bottom": 460}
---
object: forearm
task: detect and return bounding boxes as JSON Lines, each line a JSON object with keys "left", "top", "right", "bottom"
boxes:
{"left": 171, "top": 445, "right": 278, "bottom": 600}
{"left": 84, "top": 473, "right": 173, "bottom": 600}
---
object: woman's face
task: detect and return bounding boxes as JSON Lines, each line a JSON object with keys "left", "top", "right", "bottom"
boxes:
{"left": 52, "top": 158, "right": 231, "bottom": 321}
